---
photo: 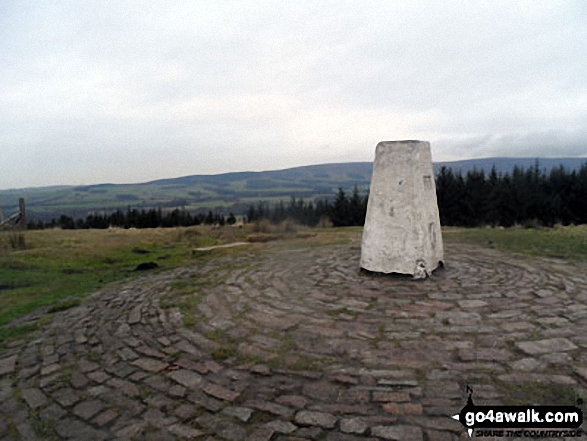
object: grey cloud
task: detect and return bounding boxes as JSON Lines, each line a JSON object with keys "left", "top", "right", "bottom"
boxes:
{"left": 1, "top": 0, "right": 586, "bottom": 188}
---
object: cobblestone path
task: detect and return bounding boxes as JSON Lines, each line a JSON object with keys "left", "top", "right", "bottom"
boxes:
{"left": 1, "top": 238, "right": 587, "bottom": 440}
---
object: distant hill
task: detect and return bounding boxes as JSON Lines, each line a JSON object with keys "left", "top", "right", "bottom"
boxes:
{"left": 1, "top": 157, "right": 585, "bottom": 221}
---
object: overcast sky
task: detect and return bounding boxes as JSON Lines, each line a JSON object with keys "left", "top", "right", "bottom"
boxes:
{"left": 1, "top": 1, "right": 586, "bottom": 189}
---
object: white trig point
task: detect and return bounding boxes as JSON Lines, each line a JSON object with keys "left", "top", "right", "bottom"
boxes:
{"left": 360, "top": 140, "right": 444, "bottom": 279}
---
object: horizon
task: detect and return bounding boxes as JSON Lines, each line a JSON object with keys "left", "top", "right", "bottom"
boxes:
{"left": 1, "top": 155, "right": 586, "bottom": 192}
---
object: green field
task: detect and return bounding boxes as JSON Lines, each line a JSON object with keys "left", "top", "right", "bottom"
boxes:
{"left": 1, "top": 224, "right": 587, "bottom": 350}
{"left": 445, "top": 225, "right": 587, "bottom": 262}
{"left": 0, "top": 227, "right": 227, "bottom": 348}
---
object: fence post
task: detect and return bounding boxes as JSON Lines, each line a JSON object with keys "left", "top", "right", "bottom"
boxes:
{"left": 19, "top": 198, "right": 26, "bottom": 229}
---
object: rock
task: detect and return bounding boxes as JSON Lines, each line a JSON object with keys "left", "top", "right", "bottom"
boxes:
{"left": 360, "top": 141, "right": 443, "bottom": 279}
{"left": 264, "top": 420, "right": 298, "bottom": 434}
{"left": 340, "top": 417, "right": 368, "bottom": 434}
{"left": 21, "top": 388, "right": 48, "bottom": 409}
{"left": 294, "top": 410, "right": 337, "bottom": 428}
{"left": 202, "top": 382, "right": 240, "bottom": 402}
{"left": 167, "top": 369, "right": 203, "bottom": 389}
{"left": 0, "top": 355, "right": 17, "bottom": 376}
{"left": 221, "top": 406, "right": 253, "bottom": 422}
{"left": 371, "top": 425, "right": 423, "bottom": 440}
{"left": 516, "top": 338, "right": 578, "bottom": 355}
{"left": 130, "top": 357, "right": 167, "bottom": 372}
{"left": 167, "top": 423, "right": 205, "bottom": 438}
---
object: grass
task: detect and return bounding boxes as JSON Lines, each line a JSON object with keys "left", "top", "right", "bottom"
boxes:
{"left": 0, "top": 226, "right": 223, "bottom": 348}
{"left": 443, "top": 225, "right": 587, "bottom": 262}
{"left": 0, "top": 323, "right": 40, "bottom": 345}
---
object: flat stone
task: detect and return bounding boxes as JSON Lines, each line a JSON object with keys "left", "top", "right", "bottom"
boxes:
{"left": 105, "top": 361, "right": 136, "bottom": 378}
{"left": 276, "top": 394, "right": 307, "bottom": 409}
{"left": 40, "top": 363, "right": 62, "bottom": 376}
{"left": 340, "top": 417, "right": 368, "bottom": 434}
{"left": 169, "top": 384, "right": 186, "bottom": 397}
{"left": 167, "top": 423, "right": 205, "bottom": 438}
{"left": 244, "top": 400, "right": 295, "bottom": 418}
{"left": 188, "top": 391, "right": 223, "bottom": 412}
{"left": 371, "top": 425, "right": 423, "bottom": 441}
{"left": 73, "top": 399, "right": 104, "bottom": 420}
{"left": 221, "top": 406, "right": 254, "bottom": 422}
{"left": 93, "top": 409, "right": 119, "bottom": 426}
{"left": 157, "top": 336, "right": 171, "bottom": 346}
{"left": 516, "top": 338, "right": 578, "bottom": 355}
{"left": 167, "top": 369, "right": 203, "bottom": 389}
{"left": 509, "top": 358, "right": 544, "bottom": 371}
{"left": 130, "top": 357, "right": 168, "bottom": 372}
{"left": 40, "top": 403, "right": 67, "bottom": 421}
{"left": 246, "top": 427, "right": 275, "bottom": 441}
{"left": 197, "top": 414, "right": 247, "bottom": 440}
{"left": 70, "top": 371, "right": 89, "bottom": 389}
{"left": 203, "top": 382, "right": 240, "bottom": 402}
{"left": 251, "top": 364, "right": 271, "bottom": 375}
{"left": 79, "top": 359, "right": 100, "bottom": 373}
{"left": 174, "top": 403, "right": 198, "bottom": 420}
{"left": 372, "top": 391, "right": 410, "bottom": 402}
{"left": 87, "top": 371, "right": 110, "bottom": 383}
{"left": 118, "top": 347, "right": 139, "bottom": 360}
{"left": 128, "top": 306, "right": 142, "bottom": 324}
{"left": 87, "top": 385, "right": 110, "bottom": 397}
{"left": 114, "top": 421, "right": 148, "bottom": 439}
{"left": 534, "top": 289, "right": 553, "bottom": 298}
{"left": 55, "top": 418, "right": 108, "bottom": 440}
{"left": 382, "top": 402, "right": 423, "bottom": 415}
{"left": 264, "top": 420, "right": 297, "bottom": 434}
{"left": 135, "top": 345, "right": 166, "bottom": 359}
{"left": 106, "top": 378, "right": 140, "bottom": 397}
{"left": 21, "top": 388, "right": 48, "bottom": 409}
{"left": 0, "top": 355, "right": 18, "bottom": 376}
{"left": 457, "top": 300, "right": 487, "bottom": 308}
{"left": 294, "top": 410, "right": 337, "bottom": 429}
{"left": 541, "top": 352, "right": 572, "bottom": 364}
{"left": 576, "top": 367, "right": 587, "bottom": 382}
{"left": 52, "top": 387, "right": 81, "bottom": 407}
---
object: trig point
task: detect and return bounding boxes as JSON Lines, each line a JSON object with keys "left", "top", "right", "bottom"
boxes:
{"left": 360, "top": 140, "right": 444, "bottom": 279}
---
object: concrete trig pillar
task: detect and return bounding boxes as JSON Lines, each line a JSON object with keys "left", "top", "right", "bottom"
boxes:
{"left": 360, "top": 140, "right": 443, "bottom": 279}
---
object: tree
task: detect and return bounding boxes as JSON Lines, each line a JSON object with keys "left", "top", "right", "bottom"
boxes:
{"left": 330, "top": 188, "right": 350, "bottom": 227}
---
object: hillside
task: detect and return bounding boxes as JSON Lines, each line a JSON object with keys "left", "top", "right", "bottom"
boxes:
{"left": 1, "top": 157, "right": 585, "bottom": 221}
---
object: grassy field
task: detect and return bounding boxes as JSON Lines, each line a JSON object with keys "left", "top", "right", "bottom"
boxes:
{"left": 444, "top": 225, "right": 587, "bottom": 262}
{"left": 2, "top": 223, "right": 586, "bottom": 350}
{"left": 0, "top": 227, "right": 229, "bottom": 347}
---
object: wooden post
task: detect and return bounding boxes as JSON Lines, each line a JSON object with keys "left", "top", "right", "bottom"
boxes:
{"left": 19, "top": 198, "right": 25, "bottom": 229}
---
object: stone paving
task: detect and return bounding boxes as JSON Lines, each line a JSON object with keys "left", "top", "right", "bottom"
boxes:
{"left": 1, "top": 237, "right": 587, "bottom": 440}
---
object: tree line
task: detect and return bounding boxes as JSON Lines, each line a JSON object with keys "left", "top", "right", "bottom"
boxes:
{"left": 436, "top": 163, "right": 587, "bottom": 227}
{"left": 25, "top": 163, "right": 587, "bottom": 230}
{"left": 28, "top": 208, "right": 238, "bottom": 230}
{"left": 245, "top": 187, "right": 368, "bottom": 227}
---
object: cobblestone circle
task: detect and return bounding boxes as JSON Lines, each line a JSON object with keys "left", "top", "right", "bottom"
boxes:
{"left": 1, "top": 236, "right": 587, "bottom": 440}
